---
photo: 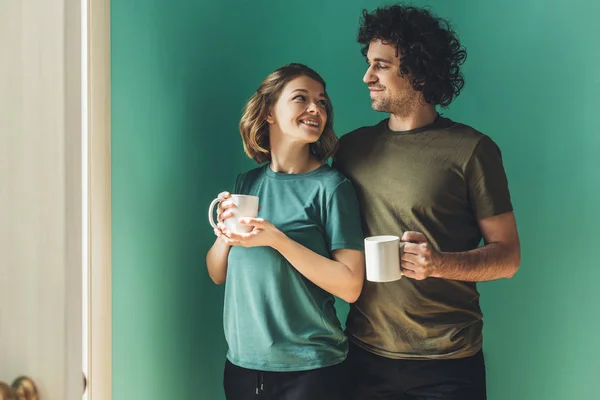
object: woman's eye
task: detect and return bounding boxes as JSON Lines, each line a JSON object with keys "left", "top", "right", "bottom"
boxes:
{"left": 293, "top": 95, "right": 306, "bottom": 101}
{"left": 318, "top": 100, "right": 327, "bottom": 106}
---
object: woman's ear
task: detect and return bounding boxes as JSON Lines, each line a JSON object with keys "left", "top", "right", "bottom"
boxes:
{"left": 265, "top": 108, "right": 275, "bottom": 124}
{"left": 265, "top": 113, "right": 274, "bottom": 124}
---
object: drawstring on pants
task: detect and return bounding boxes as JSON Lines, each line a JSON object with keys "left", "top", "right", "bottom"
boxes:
{"left": 255, "top": 371, "right": 264, "bottom": 395}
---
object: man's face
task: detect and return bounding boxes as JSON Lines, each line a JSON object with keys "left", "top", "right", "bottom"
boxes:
{"left": 363, "top": 39, "right": 419, "bottom": 116}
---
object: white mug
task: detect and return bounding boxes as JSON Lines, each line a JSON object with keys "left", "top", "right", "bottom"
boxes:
{"left": 208, "top": 194, "right": 259, "bottom": 234}
{"left": 364, "top": 235, "right": 404, "bottom": 282}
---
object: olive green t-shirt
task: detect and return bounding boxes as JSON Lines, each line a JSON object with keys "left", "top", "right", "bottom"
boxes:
{"left": 333, "top": 116, "right": 513, "bottom": 360}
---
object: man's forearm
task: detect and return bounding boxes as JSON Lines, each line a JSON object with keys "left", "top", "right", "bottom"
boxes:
{"left": 430, "top": 242, "right": 520, "bottom": 282}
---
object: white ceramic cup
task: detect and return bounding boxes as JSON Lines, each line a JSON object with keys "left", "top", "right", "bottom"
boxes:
{"left": 364, "top": 235, "right": 405, "bottom": 282}
{"left": 208, "top": 194, "right": 259, "bottom": 234}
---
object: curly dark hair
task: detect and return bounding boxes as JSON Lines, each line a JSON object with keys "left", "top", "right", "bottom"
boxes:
{"left": 358, "top": 5, "right": 467, "bottom": 107}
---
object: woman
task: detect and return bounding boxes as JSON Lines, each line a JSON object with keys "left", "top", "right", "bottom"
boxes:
{"left": 206, "top": 63, "right": 364, "bottom": 399}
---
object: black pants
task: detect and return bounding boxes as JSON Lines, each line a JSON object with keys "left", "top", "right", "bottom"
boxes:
{"left": 347, "top": 341, "right": 487, "bottom": 400}
{"left": 223, "top": 359, "right": 348, "bottom": 400}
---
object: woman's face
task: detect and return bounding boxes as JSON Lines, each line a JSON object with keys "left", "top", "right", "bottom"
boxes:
{"left": 266, "top": 75, "right": 328, "bottom": 145}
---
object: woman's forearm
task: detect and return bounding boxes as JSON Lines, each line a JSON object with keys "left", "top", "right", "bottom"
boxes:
{"left": 273, "top": 234, "right": 364, "bottom": 303}
{"left": 206, "top": 239, "right": 231, "bottom": 284}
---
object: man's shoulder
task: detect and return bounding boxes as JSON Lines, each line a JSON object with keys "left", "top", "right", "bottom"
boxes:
{"left": 442, "top": 119, "right": 497, "bottom": 148}
{"left": 437, "top": 120, "right": 508, "bottom": 168}
{"left": 338, "top": 120, "right": 386, "bottom": 146}
{"left": 340, "top": 119, "right": 387, "bottom": 140}
{"left": 448, "top": 120, "right": 482, "bottom": 135}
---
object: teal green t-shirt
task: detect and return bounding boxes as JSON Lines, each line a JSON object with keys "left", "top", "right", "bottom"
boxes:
{"left": 224, "top": 164, "right": 364, "bottom": 372}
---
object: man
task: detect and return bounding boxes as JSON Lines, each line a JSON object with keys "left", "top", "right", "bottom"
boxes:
{"left": 333, "top": 5, "right": 521, "bottom": 400}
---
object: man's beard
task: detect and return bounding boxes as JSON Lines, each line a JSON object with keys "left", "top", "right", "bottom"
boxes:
{"left": 371, "top": 91, "right": 419, "bottom": 118}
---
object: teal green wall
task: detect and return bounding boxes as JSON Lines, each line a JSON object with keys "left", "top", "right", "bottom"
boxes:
{"left": 436, "top": 1, "right": 600, "bottom": 399}
{"left": 112, "top": 1, "right": 599, "bottom": 399}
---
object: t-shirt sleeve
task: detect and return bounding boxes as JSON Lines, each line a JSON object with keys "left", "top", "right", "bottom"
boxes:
{"left": 331, "top": 135, "right": 349, "bottom": 175}
{"left": 233, "top": 173, "right": 244, "bottom": 194}
{"left": 325, "top": 179, "right": 365, "bottom": 252}
{"left": 465, "top": 135, "right": 513, "bottom": 220}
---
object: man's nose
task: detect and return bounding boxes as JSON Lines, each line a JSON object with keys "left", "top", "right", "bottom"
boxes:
{"left": 363, "top": 65, "right": 377, "bottom": 84}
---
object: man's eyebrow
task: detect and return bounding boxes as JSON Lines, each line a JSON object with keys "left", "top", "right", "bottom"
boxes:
{"left": 371, "top": 57, "right": 393, "bottom": 63}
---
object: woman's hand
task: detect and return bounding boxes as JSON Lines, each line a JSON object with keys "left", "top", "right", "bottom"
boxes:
{"left": 213, "top": 191, "right": 237, "bottom": 244}
{"left": 215, "top": 192, "right": 237, "bottom": 225}
{"left": 217, "top": 217, "right": 285, "bottom": 249}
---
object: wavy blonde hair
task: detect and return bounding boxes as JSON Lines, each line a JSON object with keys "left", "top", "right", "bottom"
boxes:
{"left": 239, "top": 63, "right": 338, "bottom": 164}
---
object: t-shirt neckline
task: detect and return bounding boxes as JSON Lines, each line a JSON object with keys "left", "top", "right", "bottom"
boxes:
{"left": 382, "top": 114, "right": 454, "bottom": 135}
{"left": 264, "top": 163, "right": 329, "bottom": 180}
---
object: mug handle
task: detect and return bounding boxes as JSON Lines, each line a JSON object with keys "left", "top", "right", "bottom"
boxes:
{"left": 208, "top": 197, "right": 225, "bottom": 229}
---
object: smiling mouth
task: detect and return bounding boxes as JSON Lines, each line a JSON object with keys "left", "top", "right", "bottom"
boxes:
{"left": 300, "top": 120, "right": 320, "bottom": 128}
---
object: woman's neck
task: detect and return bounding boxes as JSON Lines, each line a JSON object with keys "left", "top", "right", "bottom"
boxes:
{"left": 268, "top": 136, "right": 321, "bottom": 174}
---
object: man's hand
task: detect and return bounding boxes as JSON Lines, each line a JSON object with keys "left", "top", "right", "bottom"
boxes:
{"left": 400, "top": 231, "right": 440, "bottom": 280}
{"left": 398, "top": 212, "right": 520, "bottom": 282}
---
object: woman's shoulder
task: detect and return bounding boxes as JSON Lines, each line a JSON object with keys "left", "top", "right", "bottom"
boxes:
{"left": 238, "top": 164, "right": 267, "bottom": 180}
{"left": 320, "top": 164, "right": 352, "bottom": 184}
{"left": 235, "top": 164, "right": 267, "bottom": 192}
{"left": 316, "top": 164, "right": 356, "bottom": 195}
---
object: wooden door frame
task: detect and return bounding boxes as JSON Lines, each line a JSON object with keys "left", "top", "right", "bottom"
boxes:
{"left": 65, "top": 0, "right": 84, "bottom": 398}
{"left": 86, "top": 0, "right": 112, "bottom": 398}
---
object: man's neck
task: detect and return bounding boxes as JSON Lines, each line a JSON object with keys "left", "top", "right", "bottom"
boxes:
{"left": 388, "top": 105, "right": 438, "bottom": 132}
